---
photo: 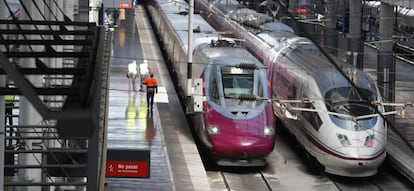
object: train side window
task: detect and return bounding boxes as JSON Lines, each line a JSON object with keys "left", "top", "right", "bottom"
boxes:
{"left": 302, "top": 98, "right": 322, "bottom": 131}
{"left": 272, "top": 65, "right": 280, "bottom": 98}
{"left": 274, "top": 72, "right": 296, "bottom": 100}
{"left": 258, "top": 80, "right": 264, "bottom": 97}
{"left": 254, "top": 70, "right": 265, "bottom": 105}
{"left": 288, "top": 85, "right": 296, "bottom": 100}
{"left": 210, "top": 75, "right": 220, "bottom": 105}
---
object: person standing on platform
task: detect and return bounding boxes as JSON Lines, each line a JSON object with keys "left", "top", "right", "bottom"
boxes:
{"left": 127, "top": 60, "right": 139, "bottom": 91}
{"left": 139, "top": 60, "right": 149, "bottom": 92}
{"left": 133, "top": 0, "right": 137, "bottom": 8}
{"left": 113, "top": 8, "right": 119, "bottom": 26}
{"left": 143, "top": 73, "right": 158, "bottom": 110}
{"left": 119, "top": 8, "right": 126, "bottom": 27}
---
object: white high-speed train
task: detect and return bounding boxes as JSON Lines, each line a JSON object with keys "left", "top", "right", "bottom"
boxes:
{"left": 194, "top": 0, "right": 388, "bottom": 177}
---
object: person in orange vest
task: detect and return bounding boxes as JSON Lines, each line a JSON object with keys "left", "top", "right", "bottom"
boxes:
{"left": 143, "top": 73, "right": 158, "bottom": 110}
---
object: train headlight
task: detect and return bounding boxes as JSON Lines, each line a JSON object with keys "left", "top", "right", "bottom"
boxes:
{"left": 264, "top": 126, "right": 275, "bottom": 136}
{"left": 207, "top": 125, "right": 220, "bottom": 134}
{"left": 364, "top": 135, "right": 374, "bottom": 147}
{"left": 337, "top": 134, "right": 351, "bottom": 147}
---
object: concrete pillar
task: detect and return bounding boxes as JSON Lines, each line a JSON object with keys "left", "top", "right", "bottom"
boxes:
{"left": 0, "top": 79, "right": 5, "bottom": 190}
{"left": 377, "top": 3, "right": 395, "bottom": 108}
{"left": 64, "top": 0, "right": 75, "bottom": 21}
{"left": 0, "top": 1, "right": 8, "bottom": 51}
{"left": 347, "top": 0, "right": 363, "bottom": 69}
{"left": 75, "top": 0, "right": 89, "bottom": 22}
{"left": 63, "top": 0, "right": 75, "bottom": 88}
{"left": 47, "top": 0, "right": 63, "bottom": 87}
{"left": 0, "top": 1, "right": 6, "bottom": 20}
{"left": 18, "top": 1, "right": 44, "bottom": 190}
{"left": 289, "top": 0, "right": 299, "bottom": 13}
{"left": 0, "top": 1, "right": 5, "bottom": 187}
{"left": 323, "top": 0, "right": 338, "bottom": 56}
{"left": 303, "top": 0, "right": 317, "bottom": 40}
{"left": 0, "top": 1, "right": 6, "bottom": 52}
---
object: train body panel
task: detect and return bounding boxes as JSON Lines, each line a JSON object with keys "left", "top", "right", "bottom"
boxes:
{"left": 194, "top": 0, "right": 387, "bottom": 176}
{"left": 148, "top": 0, "right": 275, "bottom": 167}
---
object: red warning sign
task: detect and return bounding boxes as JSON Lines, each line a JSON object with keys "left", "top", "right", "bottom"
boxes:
{"left": 106, "top": 149, "right": 150, "bottom": 178}
{"left": 106, "top": 161, "right": 149, "bottom": 177}
{"left": 296, "top": 7, "right": 310, "bottom": 14}
{"left": 118, "top": 2, "right": 132, "bottom": 8}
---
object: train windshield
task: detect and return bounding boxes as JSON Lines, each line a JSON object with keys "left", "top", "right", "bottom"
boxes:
{"left": 325, "top": 87, "right": 377, "bottom": 117}
{"left": 222, "top": 74, "right": 253, "bottom": 96}
{"left": 219, "top": 66, "right": 266, "bottom": 108}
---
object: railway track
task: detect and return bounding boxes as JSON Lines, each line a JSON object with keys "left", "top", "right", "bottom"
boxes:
{"left": 204, "top": 124, "right": 414, "bottom": 191}
{"left": 207, "top": 170, "right": 276, "bottom": 191}
{"left": 394, "top": 43, "right": 414, "bottom": 64}
{"left": 328, "top": 162, "right": 414, "bottom": 191}
{"left": 365, "top": 41, "right": 414, "bottom": 65}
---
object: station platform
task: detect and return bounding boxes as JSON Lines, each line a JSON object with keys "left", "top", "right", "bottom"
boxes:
{"left": 333, "top": 33, "right": 414, "bottom": 182}
{"left": 104, "top": 5, "right": 210, "bottom": 190}
{"left": 102, "top": 4, "right": 414, "bottom": 190}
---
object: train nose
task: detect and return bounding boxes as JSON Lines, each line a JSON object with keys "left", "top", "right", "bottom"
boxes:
{"left": 242, "top": 151, "right": 248, "bottom": 158}
{"left": 238, "top": 137, "right": 273, "bottom": 155}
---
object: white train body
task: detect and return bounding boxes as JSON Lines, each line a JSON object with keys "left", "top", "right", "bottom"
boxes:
{"left": 194, "top": 0, "right": 387, "bottom": 176}
{"left": 262, "top": 31, "right": 387, "bottom": 177}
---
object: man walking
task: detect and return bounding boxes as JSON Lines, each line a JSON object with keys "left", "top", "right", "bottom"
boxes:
{"left": 143, "top": 73, "right": 158, "bottom": 110}
{"left": 127, "top": 60, "right": 139, "bottom": 91}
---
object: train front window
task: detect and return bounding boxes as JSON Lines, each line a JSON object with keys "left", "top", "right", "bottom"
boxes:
{"left": 325, "top": 87, "right": 376, "bottom": 117}
{"left": 219, "top": 65, "right": 267, "bottom": 108}
{"left": 222, "top": 73, "right": 253, "bottom": 97}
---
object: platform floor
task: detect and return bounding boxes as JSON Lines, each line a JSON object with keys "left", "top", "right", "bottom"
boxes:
{"left": 104, "top": 5, "right": 210, "bottom": 191}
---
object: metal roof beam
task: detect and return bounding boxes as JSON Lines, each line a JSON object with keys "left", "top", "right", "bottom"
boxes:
{"left": 0, "top": 29, "right": 95, "bottom": 35}
{"left": 0, "top": 68, "right": 85, "bottom": 75}
{"left": 0, "top": 39, "right": 93, "bottom": 46}
{"left": 0, "top": 87, "right": 80, "bottom": 95}
{"left": 381, "top": 0, "right": 414, "bottom": 9}
{"left": 0, "top": 52, "right": 91, "bottom": 120}
{"left": 4, "top": 51, "right": 90, "bottom": 58}
{"left": 0, "top": 19, "right": 95, "bottom": 26}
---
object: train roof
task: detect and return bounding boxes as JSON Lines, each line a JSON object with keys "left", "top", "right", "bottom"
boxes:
{"left": 158, "top": 0, "right": 188, "bottom": 11}
{"left": 259, "top": 31, "right": 377, "bottom": 93}
{"left": 262, "top": 22, "right": 295, "bottom": 33}
{"left": 200, "top": 47, "right": 262, "bottom": 66}
{"left": 212, "top": 0, "right": 240, "bottom": 13}
{"left": 209, "top": 0, "right": 273, "bottom": 26}
{"left": 229, "top": 8, "right": 273, "bottom": 25}
{"left": 158, "top": 0, "right": 216, "bottom": 49}
{"left": 257, "top": 30, "right": 299, "bottom": 49}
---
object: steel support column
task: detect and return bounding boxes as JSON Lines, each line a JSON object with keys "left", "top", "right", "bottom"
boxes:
{"left": 323, "top": 0, "right": 338, "bottom": 56}
{"left": 0, "top": 79, "right": 5, "bottom": 191}
{"left": 18, "top": 1, "right": 45, "bottom": 190}
{"left": 377, "top": 3, "right": 395, "bottom": 109}
{"left": 348, "top": 0, "right": 363, "bottom": 69}
{"left": 0, "top": 2, "right": 6, "bottom": 189}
